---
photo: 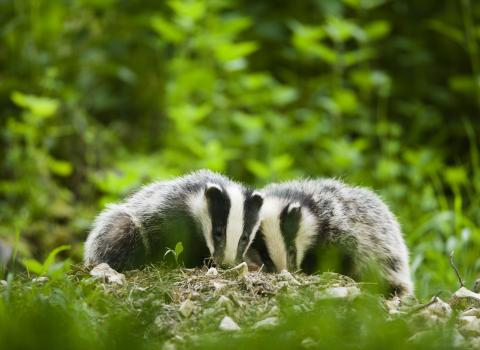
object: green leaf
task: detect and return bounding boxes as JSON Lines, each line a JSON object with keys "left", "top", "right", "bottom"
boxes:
{"left": 214, "top": 41, "right": 258, "bottom": 63}
{"left": 246, "top": 160, "right": 271, "bottom": 179}
{"left": 47, "top": 157, "right": 73, "bottom": 177}
{"left": 174, "top": 242, "right": 184, "bottom": 258}
{"left": 428, "top": 20, "right": 464, "bottom": 46}
{"left": 11, "top": 91, "right": 59, "bottom": 118}
{"left": 364, "top": 20, "right": 391, "bottom": 41}
{"left": 43, "top": 245, "right": 71, "bottom": 274}
{"left": 445, "top": 167, "right": 467, "bottom": 186}
{"left": 325, "top": 17, "right": 363, "bottom": 43}
{"left": 168, "top": 0, "right": 205, "bottom": 21}
{"left": 150, "top": 16, "right": 184, "bottom": 43}
{"left": 333, "top": 89, "right": 358, "bottom": 114}
{"left": 22, "top": 259, "right": 44, "bottom": 274}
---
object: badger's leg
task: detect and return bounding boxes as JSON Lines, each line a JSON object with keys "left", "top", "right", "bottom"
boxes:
{"left": 84, "top": 206, "right": 148, "bottom": 271}
{"left": 382, "top": 258, "right": 414, "bottom": 298}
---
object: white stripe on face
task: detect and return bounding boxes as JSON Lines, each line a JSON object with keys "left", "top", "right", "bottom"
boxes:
{"left": 259, "top": 196, "right": 288, "bottom": 271}
{"left": 295, "top": 207, "right": 318, "bottom": 268}
{"left": 223, "top": 185, "right": 245, "bottom": 265}
{"left": 187, "top": 190, "right": 214, "bottom": 255}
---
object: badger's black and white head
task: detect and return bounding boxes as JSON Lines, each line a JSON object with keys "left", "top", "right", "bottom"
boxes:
{"left": 246, "top": 195, "right": 317, "bottom": 272}
{"left": 188, "top": 182, "right": 263, "bottom": 267}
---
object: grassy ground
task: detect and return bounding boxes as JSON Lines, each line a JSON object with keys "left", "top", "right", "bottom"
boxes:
{"left": 0, "top": 263, "right": 478, "bottom": 350}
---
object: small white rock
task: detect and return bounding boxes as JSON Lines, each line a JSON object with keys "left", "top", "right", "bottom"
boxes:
{"left": 267, "top": 305, "right": 279, "bottom": 316}
{"left": 459, "top": 315, "right": 477, "bottom": 324}
{"left": 452, "top": 329, "right": 466, "bottom": 348}
{"left": 206, "top": 267, "right": 219, "bottom": 276}
{"left": 316, "top": 286, "right": 360, "bottom": 300}
{"left": 253, "top": 317, "right": 279, "bottom": 329}
{"left": 469, "top": 337, "right": 480, "bottom": 349}
{"left": 458, "top": 315, "right": 480, "bottom": 336}
{"left": 212, "top": 281, "right": 226, "bottom": 291}
{"left": 279, "top": 270, "right": 301, "bottom": 286}
{"left": 224, "top": 262, "right": 249, "bottom": 278}
{"left": 154, "top": 315, "right": 164, "bottom": 328}
{"left": 90, "top": 263, "right": 126, "bottom": 285}
{"left": 460, "top": 308, "right": 480, "bottom": 318}
{"left": 178, "top": 299, "right": 195, "bottom": 318}
{"left": 32, "top": 276, "right": 49, "bottom": 284}
{"left": 219, "top": 316, "right": 240, "bottom": 331}
{"left": 426, "top": 297, "right": 452, "bottom": 318}
{"left": 301, "top": 337, "right": 318, "bottom": 349}
{"left": 450, "top": 287, "right": 480, "bottom": 308}
{"left": 162, "top": 341, "right": 176, "bottom": 350}
{"left": 216, "top": 295, "right": 233, "bottom": 311}
{"left": 0, "top": 280, "right": 8, "bottom": 287}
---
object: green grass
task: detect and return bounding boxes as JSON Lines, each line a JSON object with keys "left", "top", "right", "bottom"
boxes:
{"left": 0, "top": 265, "right": 475, "bottom": 350}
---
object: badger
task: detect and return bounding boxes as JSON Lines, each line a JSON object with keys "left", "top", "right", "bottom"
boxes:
{"left": 246, "top": 179, "right": 413, "bottom": 297}
{"left": 84, "top": 170, "right": 263, "bottom": 271}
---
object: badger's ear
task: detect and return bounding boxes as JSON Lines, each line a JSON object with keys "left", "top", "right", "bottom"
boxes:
{"left": 205, "top": 183, "right": 224, "bottom": 204}
{"left": 249, "top": 191, "right": 264, "bottom": 211}
{"left": 287, "top": 202, "right": 302, "bottom": 219}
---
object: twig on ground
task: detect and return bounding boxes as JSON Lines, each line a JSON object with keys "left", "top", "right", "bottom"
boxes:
{"left": 407, "top": 292, "right": 443, "bottom": 315}
{"left": 449, "top": 251, "right": 465, "bottom": 288}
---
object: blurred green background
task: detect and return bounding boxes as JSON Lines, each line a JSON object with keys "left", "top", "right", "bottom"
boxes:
{"left": 1, "top": 0, "right": 479, "bottom": 297}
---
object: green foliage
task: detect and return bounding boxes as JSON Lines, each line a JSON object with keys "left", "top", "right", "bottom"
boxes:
{"left": 22, "top": 245, "right": 71, "bottom": 278}
{"left": 0, "top": 0, "right": 479, "bottom": 298}
{"left": 0, "top": 268, "right": 472, "bottom": 350}
{"left": 164, "top": 242, "right": 184, "bottom": 266}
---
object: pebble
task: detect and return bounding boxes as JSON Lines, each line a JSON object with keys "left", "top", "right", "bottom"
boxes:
{"left": 458, "top": 316, "right": 480, "bottom": 336}
{"left": 162, "top": 341, "right": 176, "bottom": 350}
{"left": 219, "top": 316, "right": 240, "bottom": 331}
{"left": 90, "top": 263, "right": 126, "bottom": 285}
{"left": 216, "top": 295, "right": 234, "bottom": 312}
{"left": 178, "top": 299, "right": 195, "bottom": 318}
{"left": 315, "top": 286, "right": 360, "bottom": 300}
{"left": 301, "top": 337, "right": 318, "bottom": 349}
{"left": 212, "top": 281, "right": 226, "bottom": 292}
{"left": 224, "top": 262, "right": 248, "bottom": 279}
{"left": 32, "top": 276, "right": 49, "bottom": 284}
{"left": 206, "top": 267, "right": 218, "bottom": 277}
{"left": 450, "top": 287, "right": 480, "bottom": 309}
{"left": 279, "top": 270, "right": 301, "bottom": 286}
{"left": 460, "top": 308, "right": 480, "bottom": 318}
{"left": 253, "top": 317, "right": 279, "bottom": 329}
{"left": 425, "top": 297, "right": 452, "bottom": 318}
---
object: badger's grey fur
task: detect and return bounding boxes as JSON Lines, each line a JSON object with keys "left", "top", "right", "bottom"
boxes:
{"left": 246, "top": 179, "right": 413, "bottom": 297}
{"left": 84, "top": 170, "right": 263, "bottom": 270}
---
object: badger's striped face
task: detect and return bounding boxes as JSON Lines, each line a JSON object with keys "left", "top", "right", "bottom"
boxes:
{"left": 192, "top": 183, "right": 263, "bottom": 267}
{"left": 235, "top": 190, "right": 264, "bottom": 264}
{"left": 246, "top": 197, "right": 317, "bottom": 272}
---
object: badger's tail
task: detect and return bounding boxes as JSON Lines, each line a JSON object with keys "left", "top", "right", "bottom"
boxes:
{"left": 84, "top": 205, "right": 149, "bottom": 271}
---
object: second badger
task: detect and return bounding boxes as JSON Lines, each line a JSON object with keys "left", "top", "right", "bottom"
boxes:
{"left": 246, "top": 178, "right": 413, "bottom": 297}
{"left": 84, "top": 170, "right": 263, "bottom": 270}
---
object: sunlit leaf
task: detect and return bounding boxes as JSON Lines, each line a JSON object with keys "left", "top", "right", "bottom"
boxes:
{"left": 11, "top": 91, "right": 59, "bottom": 118}
{"left": 214, "top": 41, "right": 258, "bottom": 63}
{"left": 364, "top": 20, "right": 391, "bottom": 41}
{"left": 47, "top": 157, "right": 73, "bottom": 177}
{"left": 151, "top": 16, "right": 184, "bottom": 43}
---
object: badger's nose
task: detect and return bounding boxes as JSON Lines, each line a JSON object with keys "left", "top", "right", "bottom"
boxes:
{"left": 219, "top": 258, "right": 241, "bottom": 269}
{"left": 218, "top": 262, "right": 235, "bottom": 269}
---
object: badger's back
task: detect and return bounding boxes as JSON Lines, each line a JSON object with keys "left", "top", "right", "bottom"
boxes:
{"left": 261, "top": 178, "right": 413, "bottom": 296}
{"left": 84, "top": 170, "right": 231, "bottom": 270}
